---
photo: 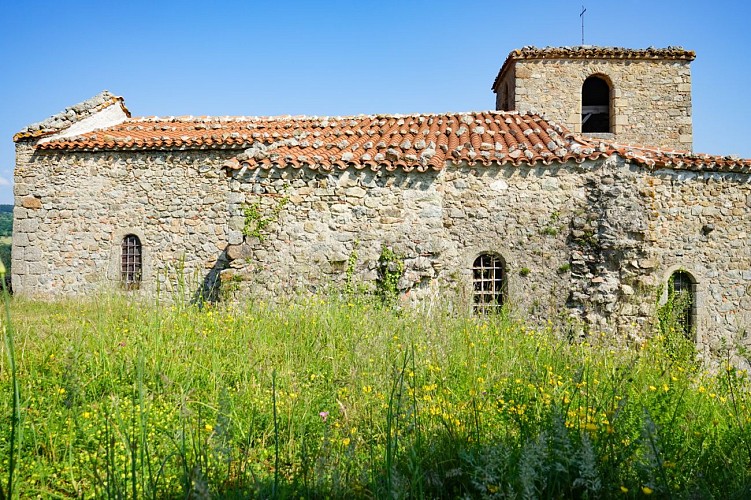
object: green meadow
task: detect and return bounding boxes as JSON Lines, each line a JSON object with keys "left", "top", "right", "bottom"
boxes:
{"left": 0, "top": 294, "right": 750, "bottom": 498}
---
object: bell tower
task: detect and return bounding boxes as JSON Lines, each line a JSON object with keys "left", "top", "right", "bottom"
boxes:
{"left": 492, "top": 46, "right": 695, "bottom": 150}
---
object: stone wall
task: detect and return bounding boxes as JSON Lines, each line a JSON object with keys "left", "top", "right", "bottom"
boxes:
{"left": 499, "top": 58, "right": 692, "bottom": 150}
{"left": 221, "top": 161, "right": 591, "bottom": 321}
{"left": 645, "top": 168, "right": 751, "bottom": 360}
{"left": 13, "top": 145, "right": 751, "bottom": 361}
{"left": 222, "top": 156, "right": 749, "bottom": 354}
{"left": 12, "top": 144, "right": 233, "bottom": 296}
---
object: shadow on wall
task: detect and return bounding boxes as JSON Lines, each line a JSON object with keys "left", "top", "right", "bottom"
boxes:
{"left": 191, "top": 248, "right": 229, "bottom": 306}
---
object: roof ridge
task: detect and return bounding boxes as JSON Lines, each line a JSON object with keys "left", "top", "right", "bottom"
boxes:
{"left": 125, "top": 109, "right": 530, "bottom": 123}
{"left": 14, "top": 91, "right": 130, "bottom": 142}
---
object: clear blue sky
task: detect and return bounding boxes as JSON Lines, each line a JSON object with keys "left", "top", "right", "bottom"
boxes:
{"left": 1, "top": 0, "right": 750, "bottom": 205}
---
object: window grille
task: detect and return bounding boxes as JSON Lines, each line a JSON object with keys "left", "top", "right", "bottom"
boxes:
{"left": 472, "top": 254, "right": 505, "bottom": 314}
{"left": 121, "top": 235, "right": 142, "bottom": 290}
{"left": 669, "top": 271, "right": 694, "bottom": 337}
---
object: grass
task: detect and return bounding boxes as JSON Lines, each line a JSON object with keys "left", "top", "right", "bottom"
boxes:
{"left": 0, "top": 294, "right": 750, "bottom": 498}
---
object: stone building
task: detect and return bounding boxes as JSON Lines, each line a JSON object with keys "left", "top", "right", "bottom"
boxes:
{"left": 493, "top": 46, "right": 694, "bottom": 149}
{"left": 12, "top": 46, "right": 751, "bottom": 359}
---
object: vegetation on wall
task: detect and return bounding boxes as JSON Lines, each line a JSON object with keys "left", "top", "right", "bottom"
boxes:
{"left": 376, "top": 246, "right": 404, "bottom": 306}
{"left": 657, "top": 284, "right": 697, "bottom": 364}
{"left": 242, "top": 196, "right": 289, "bottom": 242}
{"left": 344, "top": 240, "right": 360, "bottom": 296}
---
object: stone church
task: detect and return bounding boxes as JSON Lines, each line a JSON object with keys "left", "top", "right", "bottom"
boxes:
{"left": 12, "top": 46, "right": 751, "bottom": 357}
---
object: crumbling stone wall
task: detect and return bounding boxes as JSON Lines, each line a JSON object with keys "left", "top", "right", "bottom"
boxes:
{"left": 567, "top": 157, "right": 653, "bottom": 336}
{"left": 499, "top": 58, "right": 692, "bottom": 150}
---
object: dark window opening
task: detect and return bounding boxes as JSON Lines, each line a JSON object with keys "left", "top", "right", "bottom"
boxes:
{"left": 668, "top": 271, "right": 695, "bottom": 337}
{"left": 121, "top": 235, "right": 142, "bottom": 290}
{"left": 472, "top": 254, "right": 505, "bottom": 314}
{"left": 582, "top": 76, "right": 610, "bottom": 133}
{"left": 502, "top": 83, "right": 510, "bottom": 111}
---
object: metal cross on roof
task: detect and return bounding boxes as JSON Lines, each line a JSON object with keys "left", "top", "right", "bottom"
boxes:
{"left": 580, "top": 6, "right": 587, "bottom": 45}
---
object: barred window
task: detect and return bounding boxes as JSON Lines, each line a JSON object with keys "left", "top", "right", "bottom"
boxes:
{"left": 472, "top": 254, "right": 505, "bottom": 314}
{"left": 669, "top": 271, "right": 695, "bottom": 337}
{"left": 121, "top": 235, "right": 142, "bottom": 290}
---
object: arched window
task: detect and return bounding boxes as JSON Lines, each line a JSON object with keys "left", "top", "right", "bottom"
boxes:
{"left": 667, "top": 271, "right": 695, "bottom": 337}
{"left": 121, "top": 234, "right": 142, "bottom": 290}
{"left": 472, "top": 254, "right": 505, "bottom": 313}
{"left": 582, "top": 76, "right": 610, "bottom": 133}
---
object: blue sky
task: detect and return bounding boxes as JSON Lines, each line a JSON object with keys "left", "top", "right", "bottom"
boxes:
{"left": 1, "top": 0, "right": 750, "bottom": 205}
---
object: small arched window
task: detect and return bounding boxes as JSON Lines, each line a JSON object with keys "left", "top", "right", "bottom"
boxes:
{"left": 472, "top": 254, "right": 505, "bottom": 314}
{"left": 121, "top": 234, "right": 142, "bottom": 290}
{"left": 582, "top": 76, "right": 610, "bottom": 133}
{"left": 667, "top": 271, "right": 695, "bottom": 337}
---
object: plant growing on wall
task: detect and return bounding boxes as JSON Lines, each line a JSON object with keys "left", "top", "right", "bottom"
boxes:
{"left": 242, "top": 195, "right": 289, "bottom": 242}
{"left": 656, "top": 282, "right": 697, "bottom": 365}
{"left": 345, "top": 240, "right": 360, "bottom": 296}
{"left": 377, "top": 246, "right": 404, "bottom": 306}
{"left": 541, "top": 211, "right": 562, "bottom": 237}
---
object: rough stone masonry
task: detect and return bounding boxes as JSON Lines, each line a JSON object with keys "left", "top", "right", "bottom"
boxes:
{"left": 12, "top": 46, "right": 751, "bottom": 366}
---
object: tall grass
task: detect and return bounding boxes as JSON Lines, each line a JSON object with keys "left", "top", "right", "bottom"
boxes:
{"left": 0, "top": 295, "right": 749, "bottom": 497}
{"left": 1, "top": 282, "right": 18, "bottom": 499}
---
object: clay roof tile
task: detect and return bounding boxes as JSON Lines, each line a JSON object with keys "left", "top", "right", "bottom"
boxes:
{"left": 33, "top": 110, "right": 751, "bottom": 173}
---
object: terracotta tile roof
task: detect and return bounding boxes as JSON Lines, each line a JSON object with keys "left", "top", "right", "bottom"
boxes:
{"left": 492, "top": 45, "right": 696, "bottom": 91}
{"left": 607, "top": 143, "right": 751, "bottom": 173}
{"left": 32, "top": 110, "right": 751, "bottom": 173}
{"left": 36, "top": 111, "right": 611, "bottom": 171}
{"left": 13, "top": 91, "right": 131, "bottom": 142}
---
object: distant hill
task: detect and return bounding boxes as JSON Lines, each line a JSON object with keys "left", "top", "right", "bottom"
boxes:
{"left": 0, "top": 206, "right": 11, "bottom": 237}
{"left": 0, "top": 206, "right": 11, "bottom": 278}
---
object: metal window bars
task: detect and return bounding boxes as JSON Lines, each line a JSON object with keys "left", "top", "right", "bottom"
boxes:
{"left": 670, "top": 271, "right": 694, "bottom": 336}
{"left": 473, "top": 254, "right": 504, "bottom": 314}
{"left": 121, "top": 235, "right": 142, "bottom": 290}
